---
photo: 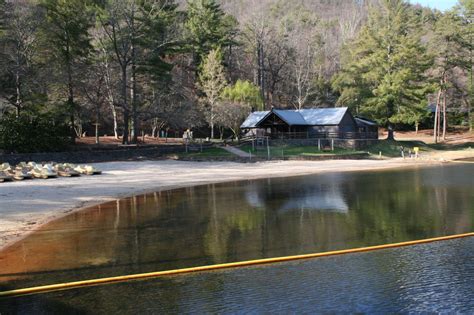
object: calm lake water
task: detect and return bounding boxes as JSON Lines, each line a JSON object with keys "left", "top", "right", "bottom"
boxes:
{"left": 2, "top": 237, "right": 473, "bottom": 313}
{"left": 0, "top": 163, "right": 473, "bottom": 312}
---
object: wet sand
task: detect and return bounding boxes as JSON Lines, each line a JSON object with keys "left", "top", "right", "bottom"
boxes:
{"left": 0, "top": 152, "right": 472, "bottom": 251}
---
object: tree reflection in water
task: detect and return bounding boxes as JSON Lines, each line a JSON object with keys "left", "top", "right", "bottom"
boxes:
{"left": 0, "top": 164, "right": 473, "bottom": 290}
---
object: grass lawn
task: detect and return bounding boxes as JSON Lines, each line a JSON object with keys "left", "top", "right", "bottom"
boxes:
{"left": 240, "top": 139, "right": 471, "bottom": 159}
{"left": 365, "top": 140, "right": 428, "bottom": 157}
{"left": 176, "top": 140, "right": 471, "bottom": 159}
{"left": 239, "top": 144, "right": 361, "bottom": 157}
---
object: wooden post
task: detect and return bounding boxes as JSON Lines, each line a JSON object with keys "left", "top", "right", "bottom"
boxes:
{"left": 318, "top": 139, "right": 321, "bottom": 151}
{"left": 331, "top": 139, "right": 334, "bottom": 151}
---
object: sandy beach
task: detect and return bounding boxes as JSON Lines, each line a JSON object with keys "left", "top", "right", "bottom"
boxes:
{"left": 0, "top": 151, "right": 472, "bottom": 251}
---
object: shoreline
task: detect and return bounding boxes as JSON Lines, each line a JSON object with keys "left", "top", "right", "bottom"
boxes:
{"left": 0, "top": 153, "right": 472, "bottom": 252}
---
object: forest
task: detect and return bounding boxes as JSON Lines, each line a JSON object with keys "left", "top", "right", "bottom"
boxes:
{"left": 0, "top": 0, "right": 472, "bottom": 151}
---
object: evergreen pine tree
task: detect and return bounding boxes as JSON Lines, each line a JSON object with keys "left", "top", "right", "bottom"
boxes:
{"left": 333, "top": 0, "right": 432, "bottom": 138}
{"left": 0, "top": 1, "right": 41, "bottom": 116}
{"left": 138, "top": 0, "right": 178, "bottom": 86}
{"left": 430, "top": 10, "right": 465, "bottom": 141}
{"left": 185, "top": 0, "right": 235, "bottom": 69}
{"left": 0, "top": 0, "right": 5, "bottom": 36}
{"left": 40, "top": 0, "right": 95, "bottom": 142}
{"left": 132, "top": 0, "right": 179, "bottom": 143}
{"left": 458, "top": 0, "right": 474, "bottom": 131}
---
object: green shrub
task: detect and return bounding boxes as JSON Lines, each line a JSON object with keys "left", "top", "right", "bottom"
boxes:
{"left": 0, "top": 113, "right": 71, "bottom": 153}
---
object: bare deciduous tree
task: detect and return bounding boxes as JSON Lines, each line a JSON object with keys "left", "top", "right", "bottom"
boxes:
{"left": 0, "top": 0, "right": 40, "bottom": 116}
{"left": 198, "top": 48, "right": 228, "bottom": 139}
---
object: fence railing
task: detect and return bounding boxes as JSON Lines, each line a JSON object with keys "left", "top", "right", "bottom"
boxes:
{"left": 268, "top": 131, "right": 378, "bottom": 140}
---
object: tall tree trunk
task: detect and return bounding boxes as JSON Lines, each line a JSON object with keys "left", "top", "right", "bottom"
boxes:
{"left": 121, "top": 65, "right": 129, "bottom": 145}
{"left": 442, "top": 91, "right": 447, "bottom": 140}
{"left": 130, "top": 6, "right": 138, "bottom": 144}
{"left": 433, "top": 89, "right": 441, "bottom": 143}
{"left": 95, "top": 105, "right": 100, "bottom": 145}
{"left": 131, "top": 45, "right": 138, "bottom": 144}
{"left": 210, "top": 102, "right": 215, "bottom": 139}
{"left": 462, "top": 96, "right": 471, "bottom": 134}
{"left": 123, "top": 109, "right": 130, "bottom": 144}
{"left": 257, "top": 41, "right": 266, "bottom": 109}
{"left": 67, "top": 61, "right": 76, "bottom": 144}
{"left": 95, "top": 124, "right": 99, "bottom": 144}
{"left": 102, "top": 47, "right": 119, "bottom": 139}
{"left": 296, "top": 68, "right": 304, "bottom": 110}
{"left": 470, "top": 99, "right": 473, "bottom": 132}
{"left": 105, "top": 85, "right": 119, "bottom": 140}
{"left": 386, "top": 125, "right": 394, "bottom": 140}
{"left": 437, "top": 92, "right": 442, "bottom": 143}
{"left": 111, "top": 106, "right": 119, "bottom": 139}
{"left": 386, "top": 99, "right": 394, "bottom": 140}
{"left": 151, "top": 117, "right": 158, "bottom": 138}
{"left": 470, "top": 35, "right": 473, "bottom": 132}
{"left": 228, "top": 43, "right": 233, "bottom": 80}
{"left": 15, "top": 67, "right": 21, "bottom": 117}
{"left": 74, "top": 119, "right": 83, "bottom": 138}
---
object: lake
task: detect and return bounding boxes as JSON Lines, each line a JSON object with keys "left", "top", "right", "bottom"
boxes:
{"left": 1, "top": 163, "right": 473, "bottom": 312}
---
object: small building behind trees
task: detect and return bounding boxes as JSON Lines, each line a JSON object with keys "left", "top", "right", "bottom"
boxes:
{"left": 240, "top": 107, "right": 378, "bottom": 140}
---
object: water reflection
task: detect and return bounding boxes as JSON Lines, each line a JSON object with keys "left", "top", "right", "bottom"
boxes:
{"left": 278, "top": 174, "right": 349, "bottom": 213}
{"left": 0, "top": 164, "right": 473, "bottom": 290}
{"left": 1, "top": 238, "right": 473, "bottom": 313}
{"left": 244, "top": 173, "right": 349, "bottom": 213}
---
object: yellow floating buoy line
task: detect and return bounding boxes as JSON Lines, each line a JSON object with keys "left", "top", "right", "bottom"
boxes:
{"left": 1, "top": 232, "right": 473, "bottom": 298}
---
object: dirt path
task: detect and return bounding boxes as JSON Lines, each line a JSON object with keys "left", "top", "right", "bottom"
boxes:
{"left": 389, "top": 129, "right": 473, "bottom": 144}
{"left": 222, "top": 146, "right": 252, "bottom": 157}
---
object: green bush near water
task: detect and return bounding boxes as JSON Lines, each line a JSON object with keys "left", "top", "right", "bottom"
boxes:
{"left": 0, "top": 114, "right": 71, "bottom": 153}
